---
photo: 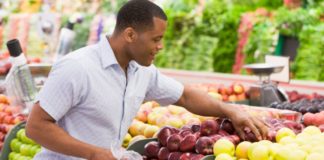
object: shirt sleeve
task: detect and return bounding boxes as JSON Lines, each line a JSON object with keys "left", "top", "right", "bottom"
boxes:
{"left": 144, "top": 65, "right": 184, "bottom": 106}
{"left": 35, "top": 58, "right": 87, "bottom": 121}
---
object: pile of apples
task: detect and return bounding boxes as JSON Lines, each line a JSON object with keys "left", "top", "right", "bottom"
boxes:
{"left": 9, "top": 128, "right": 41, "bottom": 160}
{"left": 212, "top": 126, "right": 324, "bottom": 160}
{"left": 143, "top": 119, "right": 245, "bottom": 160}
{"left": 141, "top": 116, "right": 309, "bottom": 160}
{"left": 125, "top": 102, "right": 215, "bottom": 148}
{"left": 190, "top": 83, "right": 247, "bottom": 102}
{"left": 287, "top": 90, "right": 324, "bottom": 103}
{"left": 0, "top": 94, "right": 27, "bottom": 150}
{"left": 303, "top": 111, "right": 324, "bottom": 129}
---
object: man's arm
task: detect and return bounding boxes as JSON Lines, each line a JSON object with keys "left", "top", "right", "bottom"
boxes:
{"left": 174, "top": 85, "right": 268, "bottom": 140}
{"left": 26, "top": 103, "right": 116, "bottom": 160}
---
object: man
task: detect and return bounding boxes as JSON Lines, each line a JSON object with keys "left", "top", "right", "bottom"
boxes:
{"left": 26, "top": 0, "right": 268, "bottom": 160}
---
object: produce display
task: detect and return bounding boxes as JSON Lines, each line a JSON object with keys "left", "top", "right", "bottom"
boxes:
{"left": 0, "top": 94, "right": 27, "bottom": 150}
{"left": 286, "top": 91, "right": 324, "bottom": 103}
{"left": 303, "top": 111, "right": 324, "bottom": 128}
{"left": 139, "top": 117, "right": 324, "bottom": 160}
{"left": 189, "top": 83, "right": 247, "bottom": 102}
{"left": 8, "top": 128, "right": 41, "bottom": 160}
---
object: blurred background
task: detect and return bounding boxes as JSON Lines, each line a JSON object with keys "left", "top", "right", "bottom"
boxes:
{"left": 0, "top": 0, "right": 323, "bottom": 81}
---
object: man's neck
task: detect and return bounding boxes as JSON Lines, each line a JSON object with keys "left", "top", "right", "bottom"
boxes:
{"left": 108, "top": 35, "right": 130, "bottom": 73}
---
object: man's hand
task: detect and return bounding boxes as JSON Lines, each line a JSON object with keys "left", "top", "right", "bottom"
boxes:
{"left": 175, "top": 85, "right": 269, "bottom": 140}
{"left": 88, "top": 148, "right": 116, "bottom": 160}
{"left": 227, "top": 107, "right": 268, "bottom": 140}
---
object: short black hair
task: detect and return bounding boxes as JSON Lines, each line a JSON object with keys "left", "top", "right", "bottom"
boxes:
{"left": 115, "top": 0, "right": 167, "bottom": 33}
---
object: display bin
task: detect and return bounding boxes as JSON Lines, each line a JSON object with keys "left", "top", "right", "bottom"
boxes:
{"left": 126, "top": 138, "right": 216, "bottom": 160}
{"left": 0, "top": 122, "right": 26, "bottom": 160}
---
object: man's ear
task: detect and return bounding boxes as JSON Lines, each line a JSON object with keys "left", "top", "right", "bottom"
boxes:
{"left": 123, "top": 27, "right": 137, "bottom": 43}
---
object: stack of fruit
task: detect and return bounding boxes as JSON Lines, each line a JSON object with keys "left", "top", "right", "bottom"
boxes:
{"left": 142, "top": 118, "right": 246, "bottom": 159}
{"left": 303, "top": 111, "right": 324, "bottom": 130}
{"left": 269, "top": 98, "right": 324, "bottom": 114}
{"left": 287, "top": 90, "right": 324, "bottom": 103}
{"left": 140, "top": 115, "right": 310, "bottom": 160}
{"left": 190, "top": 82, "right": 247, "bottom": 102}
{"left": 125, "top": 102, "right": 213, "bottom": 148}
{"left": 0, "top": 94, "right": 27, "bottom": 150}
{"left": 8, "top": 128, "right": 41, "bottom": 160}
{"left": 213, "top": 126, "right": 324, "bottom": 160}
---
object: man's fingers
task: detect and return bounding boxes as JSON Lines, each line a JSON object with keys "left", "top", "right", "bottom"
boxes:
{"left": 234, "top": 126, "right": 246, "bottom": 140}
{"left": 253, "top": 117, "right": 269, "bottom": 139}
{"left": 246, "top": 120, "right": 262, "bottom": 141}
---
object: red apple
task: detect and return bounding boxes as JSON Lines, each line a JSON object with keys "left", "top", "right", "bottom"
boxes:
{"left": 179, "top": 152, "right": 193, "bottom": 160}
{"left": 224, "top": 135, "right": 240, "bottom": 145}
{"left": 166, "top": 134, "right": 182, "bottom": 151}
{"left": 218, "top": 85, "right": 228, "bottom": 96}
{"left": 3, "top": 115, "right": 14, "bottom": 124}
{"left": 179, "top": 134, "right": 197, "bottom": 152}
{"left": 168, "top": 152, "right": 182, "bottom": 160}
{"left": 244, "top": 132, "right": 258, "bottom": 142}
{"left": 157, "top": 126, "right": 173, "bottom": 146}
{"left": 179, "top": 129, "right": 192, "bottom": 138}
{"left": 157, "top": 147, "right": 170, "bottom": 160}
{"left": 232, "top": 83, "right": 245, "bottom": 94}
{"left": 0, "top": 132, "right": 4, "bottom": 141}
{"left": 13, "top": 116, "right": 25, "bottom": 124}
{"left": 220, "top": 119, "right": 235, "bottom": 134}
{"left": 191, "top": 124, "right": 201, "bottom": 133}
{"left": 195, "top": 136, "right": 214, "bottom": 155}
{"left": 180, "top": 125, "right": 192, "bottom": 131}
{"left": 209, "top": 134, "right": 222, "bottom": 143}
{"left": 237, "top": 93, "right": 247, "bottom": 101}
{"left": 144, "top": 141, "right": 160, "bottom": 158}
{"left": 218, "top": 130, "right": 230, "bottom": 136}
{"left": 200, "top": 119, "right": 219, "bottom": 136}
{"left": 191, "top": 154, "right": 205, "bottom": 160}
{"left": 228, "top": 95, "right": 238, "bottom": 102}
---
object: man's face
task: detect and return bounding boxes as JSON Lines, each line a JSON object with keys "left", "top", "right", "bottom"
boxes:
{"left": 127, "top": 17, "right": 167, "bottom": 66}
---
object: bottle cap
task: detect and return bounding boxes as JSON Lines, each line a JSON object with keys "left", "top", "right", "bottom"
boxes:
{"left": 6, "top": 39, "right": 22, "bottom": 57}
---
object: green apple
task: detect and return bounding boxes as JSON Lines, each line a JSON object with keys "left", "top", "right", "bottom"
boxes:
{"left": 20, "top": 144, "right": 29, "bottom": 156}
{"left": 276, "top": 128, "right": 296, "bottom": 142}
{"left": 306, "top": 153, "right": 323, "bottom": 160}
{"left": 21, "top": 133, "right": 36, "bottom": 145}
{"left": 10, "top": 138, "right": 22, "bottom": 152}
{"left": 235, "top": 141, "right": 251, "bottom": 159}
{"left": 247, "top": 143, "right": 258, "bottom": 159}
{"left": 279, "top": 136, "right": 296, "bottom": 145}
{"left": 213, "top": 139, "right": 235, "bottom": 156}
{"left": 17, "top": 129, "right": 26, "bottom": 141}
{"left": 122, "top": 133, "right": 132, "bottom": 148}
{"left": 30, "top": 145, "right": 40, "bottom": 157}
{"left": 302, "top": 126, "right": 321, "bottom": 135}
{"left": 275, "top": 147, "right": 306, "bottom": 160}
{"left": 249, "top": 144, "right": 269, "bottom": 160}
{"left": 8, "top": 152, "right": 17, "bottom": 160}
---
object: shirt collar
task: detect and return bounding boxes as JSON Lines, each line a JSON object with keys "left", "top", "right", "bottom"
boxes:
{"left": 98, "top": 35, "right": 139, "bottom": 72}
{"left": 98, "top": 35, "right": 118, "bottom": 69}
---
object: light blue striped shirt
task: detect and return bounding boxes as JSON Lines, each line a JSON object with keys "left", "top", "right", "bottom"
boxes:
{"left": 34, "top": 35, "right": 184, "bottom": 160}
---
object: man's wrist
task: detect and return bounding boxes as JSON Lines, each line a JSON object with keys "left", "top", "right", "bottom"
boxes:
{"left": 220, "top": 103, "right": 237, "bottom": 118}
